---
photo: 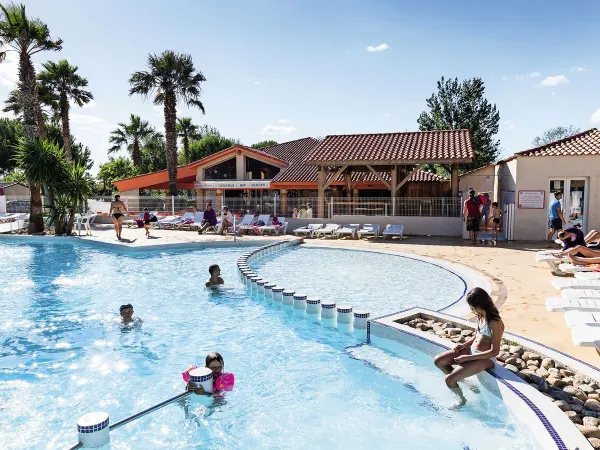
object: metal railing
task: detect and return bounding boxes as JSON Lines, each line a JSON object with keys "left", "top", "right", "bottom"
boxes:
{"left": 326, "top": 197, "right": 461, "bottom": 217}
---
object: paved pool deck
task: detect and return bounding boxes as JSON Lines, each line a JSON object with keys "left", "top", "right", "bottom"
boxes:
{"left": 26, "top": 224, "right": 600, "bottom": 367}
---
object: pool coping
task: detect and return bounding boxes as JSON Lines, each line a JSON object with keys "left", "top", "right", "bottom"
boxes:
{"left": 369, "top": 307, "right": 591, "bottom": 450}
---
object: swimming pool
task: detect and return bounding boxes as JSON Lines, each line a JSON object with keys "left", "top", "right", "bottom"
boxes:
{"left": 0, "top": 241, "right": 540, "bottom": 449}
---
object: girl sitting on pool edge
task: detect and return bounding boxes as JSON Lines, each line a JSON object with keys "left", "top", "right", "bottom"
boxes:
{"left": 433, "top": 287, "right": 504, "bottom": 404}
{"left": 183, "top": 352, "right": 234, "bottom": 395}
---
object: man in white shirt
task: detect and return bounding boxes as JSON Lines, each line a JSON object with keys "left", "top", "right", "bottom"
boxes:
{"left": 306, "top": 203, "right": 313, "bottom": 219}
{"left": 219, "top": 206, "right": 234, "bottom": 235}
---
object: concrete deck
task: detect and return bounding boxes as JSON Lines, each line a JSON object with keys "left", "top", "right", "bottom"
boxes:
{"left": 15, "top": 224, "right": 599, "bottom": 367}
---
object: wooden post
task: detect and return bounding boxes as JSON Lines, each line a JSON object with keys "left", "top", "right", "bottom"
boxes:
{"left": 280, "top": 189, "right": 288, "bottom": 217}
{"left": 391, "top": 165, "right": 398, "bottom": 216}
{"left": 318, "top": 167, "right": 325, "bottom": 219}
{"left": 451, "top": 164, "right": 459, "bottom": 197}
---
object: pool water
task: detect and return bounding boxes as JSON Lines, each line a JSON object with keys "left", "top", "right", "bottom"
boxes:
{"left": 0, "top": 242, "right": 539, "bottom": 449}
{"left": 252, "top": 246, "right": 467, "bottom": 316}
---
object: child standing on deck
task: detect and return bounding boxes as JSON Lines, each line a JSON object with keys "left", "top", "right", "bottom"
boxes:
{"left": 143, "top": 208, "right": 151, "bottom": 238}
{"left": 491, "top": 202, "right": 501, "bottom": 243}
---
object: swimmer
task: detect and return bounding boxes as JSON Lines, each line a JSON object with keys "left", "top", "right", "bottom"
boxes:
{"left": 183, "top": 352, "right": 234, "bottom": 396}
{"left": 115, "top": 303, "right": 143, "bottom": 325}
{"left": 205, "top": 264, "right": 224, "bottom": 287}
{"left": 109, "top": 194, "right": 128, "bottom": 240}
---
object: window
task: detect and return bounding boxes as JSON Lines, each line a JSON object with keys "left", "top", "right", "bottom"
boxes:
{"left": 204, "top": 158, "right": 236, "bottom": 180}
{"left": 245, "top": 157, "right": 281, "bottom": 180}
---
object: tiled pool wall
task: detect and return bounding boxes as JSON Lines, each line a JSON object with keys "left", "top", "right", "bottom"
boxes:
{"left": 369, "top": 308, "right": 591, "bottom": 450}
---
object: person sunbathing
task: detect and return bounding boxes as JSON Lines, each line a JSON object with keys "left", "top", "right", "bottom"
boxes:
{"left": 555, "top": 245, "right": 600, "bottom": 259}
{"left": 567, "top": 251, "right": 600, "bottom": 266}
{"left": 205, "top": 264, "right": 224, "bottom": 287}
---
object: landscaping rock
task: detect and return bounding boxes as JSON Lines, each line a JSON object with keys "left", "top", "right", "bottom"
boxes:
{"left": 586, "top": 399, "right": 600, "bottom": 412}
{"left": 526, "top": 359, "right": 540, "bottom": 368}
{"left": 528, "top": 383, "right": 540, "bottom": 391}
{"left": 522, "top": 351, "right": 541, "bottom": 361}
{"left": 574, "top": 375, "right": 592, "bottom": 387}
{"left": 514, "top": 358, "right": 526, "bottom": 370}
{"left": 415, "top": 323, "right": 431, "bottom": 332}
{"left": 461, "top": 329, "right": 474, "bottom": 337}
{"left": 550, "top": 389, "right": 572, "bottom": 402}
{"left": 547, "top": 368, "right": 562, "bottom": 378}
{"left": 547, "top": 377, "right": 568, "bottom": 389}
{"left": 590, "top": 394, "right": 600, "bottom": 400}
{"left": 553, "top": 400, "right": 571, "bottom": 411}
{"left": 541, "top": 358, "right": 555, "bottom": 369}
{"left": 571, "top": 404, "right": 584, "bottom": 414}
{"left": 581, "top": 384, "right": 596, "bottom": 394}
{"left": 583, "top": 417, "right": 600, "bottom": 427}
{"left": 576, "top": 425, "right": 600, "bottom": 439}
{"left": 563, "top": 386, "right": 588, "bottom": 402}
{"left": 441, "top": 322, "right": 454, "bottom": 329}
{"left": 565, "top": 410, "right": 583, "bottom": 424}
{"left": 505, "top": 356, "right": 518, "bottom": 365}
{"left": 509, "top": 345, "right": 524, "bottom": 356}
{"left": 446, "top": 328, "right": 462, "bottom": 336}
{"left": 583, "top": 410, "right": 599, "bottom": 418}
{"left": 562, "top": 376, "right": 574, "bottom": 386}
{"left": 435, "top": 329, "right": 446, "bottom": 337}
{"left": 560, "top": 369, "right": 575, "bottom": 377}
{"left": 588, "top": 437, "right": 600, "bottom": 450}
{"left": 535, "top": 367, "right": 549, "bottom": 378}
{"left": 504, "top": 364, "right": 519, "bottom": 374}
{"left": 501, "top": 344, "right": 510, "bottom": 352}
{"left": 496, "top": 352, "right": 510, "bottom": 362}
{"left": 571, "top": 397, "right": 585, "bottom": 407}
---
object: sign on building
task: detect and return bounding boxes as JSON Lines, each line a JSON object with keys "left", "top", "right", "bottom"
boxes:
{"left": 194, "top": 180, "right": 271, "bottom": 189}
{"left": 518, "top": 190, "right": 545, "bottom": 209}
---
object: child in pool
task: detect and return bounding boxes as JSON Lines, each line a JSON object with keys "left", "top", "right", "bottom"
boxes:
{"left": 183, "top": 352, "right": 234, "bottom": 395}
{"left": 205, "top": 264, "right": 224, "bottom": 287}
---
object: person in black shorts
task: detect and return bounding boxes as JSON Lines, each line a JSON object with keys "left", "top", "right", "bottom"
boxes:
{"left": 547, "top": 191, "right": 565, "bottom": 247}
{"left": 109, "top": 194, "right": 128, "bottom": 240}
{"left": 143, "top": 208, "right": 151, "bottom": 238}
{"left": 491, "top": 202, "right": 501, "bottom": 242}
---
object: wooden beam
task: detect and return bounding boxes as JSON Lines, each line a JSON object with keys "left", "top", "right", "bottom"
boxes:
{"left": 396, "top": 166, "right": 421, "bottom": 193}
{"left": 366, "top": 165, "right": 391, "bottom": 190}
{"left": 323, "top": 165, "right": 347, "bottom": 190}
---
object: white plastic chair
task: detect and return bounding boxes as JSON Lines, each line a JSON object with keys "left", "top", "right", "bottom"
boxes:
{"left": 383, "top": 224, "right": 404, "bottom": 240}
{"left": 357, "top": 224, "right": 380, "bottom": 239}
{"left": 75, "top": 214, "right": 94, "bottom": 236}
{"left": 294, "top": 223, "right": 323, "bottom": 238}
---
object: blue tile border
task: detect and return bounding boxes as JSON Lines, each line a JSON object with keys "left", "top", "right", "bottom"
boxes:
{"left": 77, "top": 418, "right": 109, "bottom": 433}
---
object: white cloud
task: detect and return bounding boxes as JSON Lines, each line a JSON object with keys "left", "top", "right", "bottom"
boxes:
{"left": 382, "top": 113, "right": 391, "bottom": 117}
{"left": 366, "top": 43, "right": 388, "bottom": 52}
{"left": 260, "top": 124, "right": 297, "bottom": 136}
{"left": 503, "top": 120, "right": 515, "bottom": 130}
{"left": 572, "top": 67, "right": 588, "bottom": 73}
{"left": 70, "top": 113, "right": 103, "bottom": 124}
{"left": 528, "top": 72, "right": 541, "bottom": 78}
{"left": 589, "top": 108, "right": 600, "bottom": 124}
{"left": 277, "top": 118, "right": 289, "bottom": 123}
{"left": 0, "top": 51, "right": 19, "bottom": 88}
{"left": 540, "top": 75, "right": 569, "bottom": 87}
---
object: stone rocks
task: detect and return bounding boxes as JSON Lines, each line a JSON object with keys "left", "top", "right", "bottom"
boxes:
{"left": 446, "top": 328, "right": 462, "bottom": 336}
{"left": 461, "top": 329, "right": 474, "bottom": 337}
{"left": 496, "top": 352, "right": 510, "bottom": 362}
{"left": 435, "top": 329, "right": 446, "bottom": 337}
{"left": 560, "top": 369, "right": 575, "bottom": 377}
{"left": 535, "top": 367, "right": 549, "bottom": 378}
{"left": 589, "top": 437, "right": 600, "bottom": 450}
{"left": 526, "top": 359, "right": 540, "bottom": 368}
{"left": 521, "top": 351, "right": 541, "bottom": 361}
{"left": 571, "top": 404, "right": 584, "bottom": 414}
{"left": 590, "top": 394, "right": 600, "bottom": 400}
{"left": 581, "top": 384, "right": 596, "bottom": 395}
{"left": 500, "top": 344, "right": 510, "bottom": 352}
{"left": 509, "top": 345, "right": 524, "bottom": 356}
{"left": 571, "top": 397, "right": 585, "bottom": 407}
{"left": 547, "top": 368, "right": 562, "bottom": 378}
{"left": 576, "top": 425, "right": 600, "bottom": 439}
{"left": 553, "top": 400, "right": 571, "bottom": 411}
{"left": 583, "top": 410, "right": 599, "bottom": 418}
{"left": 585, "top": 399, "right": 600, "bottom": 412}
{"left": 441, "top": 322, "right": 453, "bottom": 329}
{"left": 415, "top": 323, "right": 431, "bottom": 332}
{"left": 547, "top": 377, "right": 568, "bottom": 389}
{"left": 565, "top": 410, "right": 583, "bottom": 424}
{"left": 550, "top": 389, "right": 572, "bottom": 402}
{"left": 564, "top": 386, "right": 588, "bottom": 402}
{"left": 541, "top": 357, "right": 555, "bottom": 369}
{"left": 505, "top": 356, "right": 518, "bottom": 365}
{"left": 583, "top": 417, "right": 600, "bottom": 427}
{"left": 504, "top": 364, "right": 519, "bottom": 374}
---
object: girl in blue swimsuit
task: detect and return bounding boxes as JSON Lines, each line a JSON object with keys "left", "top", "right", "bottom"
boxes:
{"left": 434, "top": 288, "right": 504, "bottom": 398}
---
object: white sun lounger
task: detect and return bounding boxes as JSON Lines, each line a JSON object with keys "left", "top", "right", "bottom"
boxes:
{"left": 187, "top": 212, "right": 207, "bottom": 230}
{"left": 571, "top": 323, "right": 600, "bottom": 347}
{"left": 314, "top": 223, "right": 340, "bottom": 237}
{"left": 552, "top": 278, "right": 600, "bottom": 290}
{"left": 294, "top": 223, "right": 323, "bottom": 238}
{"left": 558, "top": 263, "right": 596, "bottom": 272}
{"left": 546, "top": 297, "right": 600, "bottom": 311}
{"left": 536, "top": 252, "right": 562, "bottom": 262}
{"left": 0, "top": 213, "right": 28, "bottom": 222}
{"left": 335, "top": 224, "right": 359, "bottom": 239}
{"left": 357, "top": 224, "right": 380, "bottom": 239}
{"left": 259, "top": 218, "right": 286, "bottom": 235}
{"left": 383, "top": 224, "right": 404, "bottom": 240}
{"left": 240, "top": 214, "right": 269, "bottom": 234}
{"left": 0, "top": 219, "right": 25, "bottom": 233}
{"left": 565, "top": 310, "right": 600, "bottom": 328}
{"left": 575, "top": 272, "right": 600, "bottom": 280}
{"left": 562, "top": 289, "right": 600, "bottom": 300}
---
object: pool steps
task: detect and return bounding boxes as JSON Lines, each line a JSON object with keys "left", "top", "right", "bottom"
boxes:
{"left": 238, "top": 239, "right": 371, "bottom": 330}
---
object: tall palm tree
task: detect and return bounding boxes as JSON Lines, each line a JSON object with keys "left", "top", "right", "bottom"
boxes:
{"left": 38, "top": 59, "right": 93, "bottom": 160}
{"left": 129, "top": 51, "right": 206, "bottom": 195}
{"left": 3, "top": 82, "right": 60, "bottom": 125}
{"left": 176, "top": 117, "right": 200, "bottom": 165}
{"left": 0, "top": 3, "right": 62, "bottom": 233}
{"left": 108, "top": 114, "right": 155, "bottom": 168}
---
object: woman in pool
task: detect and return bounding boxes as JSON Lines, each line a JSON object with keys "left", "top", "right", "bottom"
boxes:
{"left": 183, "top": 352, "right": 234, "bottom": 395}
{"left": 433, "top": 287, "right": 504, "bottom": 393}
{"left": 109, "top": 194, "right": 128, "bottom": 240}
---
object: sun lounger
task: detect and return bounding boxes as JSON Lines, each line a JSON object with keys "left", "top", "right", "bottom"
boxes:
{"left": 164, "top": 211, "right": 195, "bottom": 229}
{"left": 0, "top": 213, "right": 28, "bottom": 222}
{"left": 546, "top": 297, "right": 600, "bottom": 311}
{"left": 535, "top": 252, "right": 562, "bottom": 262}
{"left": 0, "top": 219, "right": 25, "bottom": 233}
{"left": 562, "top": 289, "right": 600, "bottom": 300}
{"left": 571, "top": 323, "right": 600, "bottom": 347}
{"left": 357, "top": 224, "right": 380, "bottom": 239}
{"left": 565, "top": 310, "right": 600, "bottom": 328}
{"left": 294, "top": 223, "right": 323, "bottom": 238}
{"left": 383, "top": 224, "right": 404, "bottom": 240}
{"left": 558, "top": 263, "right": 596, "bottom": 273}
{"left": 259, "top": 218, "right": 287, "bottom": 235}
{"left": 240, "top": 214, "right": 269, "bottom": 234}
{"left": 314, "top": 223, "right": 340, "bottom": 238}
{"left": 335, "top": 224, "right": 359, "bottom": 239}
{"left": 552, "top": 278, "right": 600, "bottom": 290}
{"left": 156, "top": 215, "right": 179, "bottom": 228}
{"left": 575, "top": 272, "right": 600, "bottom": 280}
{"left": 188, "top": 212, "right": 207, "bottom": 230}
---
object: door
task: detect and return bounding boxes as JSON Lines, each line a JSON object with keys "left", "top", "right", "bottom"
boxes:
{"left": 548, "top": 178, "right": 588, "bottom": 232}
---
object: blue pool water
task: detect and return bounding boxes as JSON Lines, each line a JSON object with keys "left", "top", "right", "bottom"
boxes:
{"left": 0, "top": 242, "right": 540, "bottom": 449}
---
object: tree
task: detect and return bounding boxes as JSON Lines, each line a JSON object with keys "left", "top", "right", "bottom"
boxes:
{"left": 96, "top": 157, "right": 139, "bottom": 194}
{"left": 0, "top": 3, "right": 62, "bottom": 232}
{"left": 45, "top": 123, "right": 93, "bottom": 171}
{"left": 198, "top": 124, "right": 220, "bottom": 138}
{"left": 63, "top": 162, "right": 93, "bottom": 233}
{"left": 38, "top": 59, "right": 93, "bottom": 160}
{"left": 129, "top": 50, "right": 206, "bottom": 196}
{"left": 183, "top": 135, "right": 236, "bottom": 164}
{"left": 108, "top": 114, "right": 155, "bottom": 168}
{"left": 0, "top": 168, "right": 26, "bottom": 183}
{"left": 0, "top": 117, "right": 22, "bottom": 174}
{"left": 531, "top": 125, "right": 581, "bottom": 147}
{"left": 3, "top": 82, "right": 60, "bottom": 125}
{"left": 417, "top": 76, "right": 500, "bottom": 173}
{"left": 251, "top": 140, "right": 278, "bottom": 149}
{"left": 177, "top": 117, "right": 200, "bottom": 165}
{"left": 139, "top": 132, "right": 167, "bottom": 174}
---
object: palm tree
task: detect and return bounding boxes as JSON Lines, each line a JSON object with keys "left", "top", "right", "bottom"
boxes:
{"left": 108, "top": 114, "right": 155, "bottom": 168}
{"left": 0, "top": 3, "right": 62, "bottom": 233}
{"left": 63, "top": 162, "right": 93, "bottom": 234}
{"left": 3, "top": 82, "right": 60, "bottom": 125}
{"left": 38, "top": 59, "right": 93, "bottom": 160}
{"left": 177, "top": 117, "right": 200, "bottom": 165}
{"left": 129, "top": 51, "right": 206, "bottom": 195}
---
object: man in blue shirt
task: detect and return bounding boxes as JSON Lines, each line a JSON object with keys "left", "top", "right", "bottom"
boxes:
{"left": 547, "top": 191, "right": 565, "bottom": 247}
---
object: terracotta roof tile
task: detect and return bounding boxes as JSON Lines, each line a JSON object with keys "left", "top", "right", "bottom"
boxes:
{"left": 262, "top": 138, "right": 321, "bottom": 183}
{"left": 304, "top": 130, "right": 474, "bottom": 165}
{"left": 517, "top": 128, "right": 600, "bottom": 157}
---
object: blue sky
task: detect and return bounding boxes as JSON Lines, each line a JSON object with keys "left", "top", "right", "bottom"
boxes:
{"left": 4, "top": 0, "right": 600, "bottom": 174}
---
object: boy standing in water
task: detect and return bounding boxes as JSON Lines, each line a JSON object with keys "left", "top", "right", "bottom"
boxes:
{"left": 206, "top": 264, "right": 224, "bottom": 287}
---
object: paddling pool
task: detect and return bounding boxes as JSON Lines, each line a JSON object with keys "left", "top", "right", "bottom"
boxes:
{"left": 0, "top": 241, "right": 540, "bottom": 449}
